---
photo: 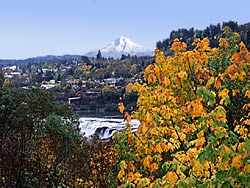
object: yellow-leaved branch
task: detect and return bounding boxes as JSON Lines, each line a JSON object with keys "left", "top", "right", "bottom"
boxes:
{"left": 115, "top": 30, "right": 250, "bottom": 187}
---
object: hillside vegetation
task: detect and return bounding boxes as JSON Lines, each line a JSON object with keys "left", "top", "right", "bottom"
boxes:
{"left": 116, "top": 27, "right": 250, "bottom": 187}
{"left": 157, "top": 21, "right": 250, "bottom": 56}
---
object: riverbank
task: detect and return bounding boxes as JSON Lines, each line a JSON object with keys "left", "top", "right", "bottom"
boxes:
{"left": 75, "top": 110, "right": 123, "bottom": 119}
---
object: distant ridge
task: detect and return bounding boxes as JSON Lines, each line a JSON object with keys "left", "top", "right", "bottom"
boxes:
{"left": 85, "top": 36, "right": 154, "bottom": 59}
{"left": 0, "top": 55, "right": 80, "bottom": 66}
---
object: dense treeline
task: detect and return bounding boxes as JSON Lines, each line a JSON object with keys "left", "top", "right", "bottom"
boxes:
{"left": 73, "top": 55, "right": 153, "bottom": 81}
{"left": 156, "top": 21, "right": 250, "bottom": 54}
{"left": 0, "top": 78, "right": 82, "bottom": 187}
{"left": 0, "top": 76, "right": 120, "bottom": 187}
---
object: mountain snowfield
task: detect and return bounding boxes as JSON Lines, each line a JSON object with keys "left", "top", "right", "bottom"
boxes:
{"left": 85, "top": 36, "right": 154, "bottom": 59}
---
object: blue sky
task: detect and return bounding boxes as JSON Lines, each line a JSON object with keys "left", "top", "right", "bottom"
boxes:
{"left": 0, "top": 0, "right": 249, "bottom": 59}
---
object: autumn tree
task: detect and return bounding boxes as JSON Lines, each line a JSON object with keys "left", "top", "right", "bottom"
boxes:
{"left": 79, "top": 136, "right": 120, "bottom": 188}
{"left": 0, "top": 87, "right": 81, "bottom": 187}
{"left": 115, "top": 28, "right": 250, "bottom": 187}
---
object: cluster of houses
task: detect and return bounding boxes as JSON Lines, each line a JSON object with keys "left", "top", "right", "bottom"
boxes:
{"left": 1, "top": 64, "right": 125, "bottom": 90}
{"left": 1, "top": 60, "right": 140, "bottom": 113}
{"left": 2, "top": 65, "right": 21, "bottom": 79}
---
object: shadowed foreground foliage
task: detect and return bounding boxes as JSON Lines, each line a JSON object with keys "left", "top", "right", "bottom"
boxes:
{"left": 0, "top": 87, "right": 119, "bottom": 188}
{"left": 0, "top": 87, "right": 79, "bottom": 187}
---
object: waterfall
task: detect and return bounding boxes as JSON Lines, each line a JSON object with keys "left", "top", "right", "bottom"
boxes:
{"left": 79, "top": 117, "right": 139, "bottom": 140}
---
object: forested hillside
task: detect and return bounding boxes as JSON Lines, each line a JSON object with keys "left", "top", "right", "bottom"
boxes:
{"left": 156, "top": 21, "right": 250, "bottom": 55}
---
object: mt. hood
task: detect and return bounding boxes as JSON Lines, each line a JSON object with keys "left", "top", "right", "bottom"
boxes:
{"left": 85, "top": 36, "right": 154, "bottom": 59}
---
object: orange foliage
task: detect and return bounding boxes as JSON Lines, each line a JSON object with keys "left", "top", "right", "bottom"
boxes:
{"left": 115, "top": 30, "right": 250, "bottom": 187}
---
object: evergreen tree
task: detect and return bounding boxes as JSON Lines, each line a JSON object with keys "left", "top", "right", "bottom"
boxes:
{"left": 156, "top": 21, "right": 250, "bottom": 53}
{"left": 0, "top": 71, "right": 4, "bottom": 89}
{"left": 96, "top": 49, "right": 102, "bottom": 59}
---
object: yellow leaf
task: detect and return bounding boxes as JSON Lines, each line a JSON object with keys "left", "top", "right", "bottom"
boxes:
{"left": 160, "top": 142, "right": 168, "bottom": 152}
{"left": 231, "top": 72, "right": 239, "bottom": 80}
{"left": 177, "top": 71, "right": 187, "bottom": 80}
{"left": 218, "top": 88, "right": 229, "bottom": 98}
{"left": 197, "top": 130, "right": 204, "bottom": 138}
{"left": 232, "top": 89, "right": 240, "bottom": 96}
{"left": 212, "top": 106, "right": 227, "bottom": 123}
{"left": 239, "top": 41, "right": 247, "bottom": 51}
{"left": 154, "top": 48, "right": 160, "bottom": 54}
{"left": 162, "top": 77, "right": 170, "bottom": 87}
{"left": 118, "top": 102, "right": 125, "bottom": 113}
{"left": 187, "top": 99, "right": 206, "bottom": 118}
{"left": 206, "top": 76, "right": 215, "bottom": 87}
{"left": 164, "top": 171, "right": 178, "bottom": 182}
{"left": 155, "top": 144, "right": 163, "bottom": 153}
{"left": 245, "top": 90, "right": 250, "bottom": 98}
{"left": 239, "top": 71, "right": 246, "bottom": 80}
{"left": 154, "top": 65, "right": 161, "bottom": 76}
{"left": 234, "top": 125, "right": 248, "bottom": 139}
{"left": 244, "top": 164, "right": 250, "bottom": 172}
{"left": 232, "top": 154, "right": 243, "bottom": 169}
{"left": 140, "top": 123, "right": 148, "bottom": 134}
{"left": 190, "top": 137, "right": 206, "bottom": 148}
{"left": 149, "top": 162, "right": 158, "bottom": 173}
{"left": 126, "top": 83, "right": 134, "bottom": 94}
{"left": 214, "top": 79, "right": 221, "bottom": 90}
{"left": 128, "top": 162, "right": 136, "bottom": 171}
{"left": 192, "top": 160, "right": 205, "bottom": 177}
{"left": 144, "top": 64, "right": 153, "bottom": 75}
{"left": 244, "top": 119, "right": 250, "bottom": 126}
{"left": 143, "top": 155, "right": 152, "bottom": 168}
{"left": 124, "top": 112, "right": 131, "bottom": 122}
{"left": 120, "top": 160, "right": 127, "bottom": 169}
{"left": 242, "top": 103, "right": 250, "bottom": 111}
{"left": 117, "top": 169, "right": 125, "bottom": 179}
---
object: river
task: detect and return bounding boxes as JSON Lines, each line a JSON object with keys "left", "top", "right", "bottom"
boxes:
{"left": 79, "top": 116, "right": 140, "bottom": 140}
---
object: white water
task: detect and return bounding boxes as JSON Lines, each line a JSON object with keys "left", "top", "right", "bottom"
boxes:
{"left": 79, "top": 117, "right": 140, "bottom": 140}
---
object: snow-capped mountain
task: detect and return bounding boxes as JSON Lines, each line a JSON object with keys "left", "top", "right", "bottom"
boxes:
{"left": 85, "top": 36, "right": 154, "bottom": 59}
